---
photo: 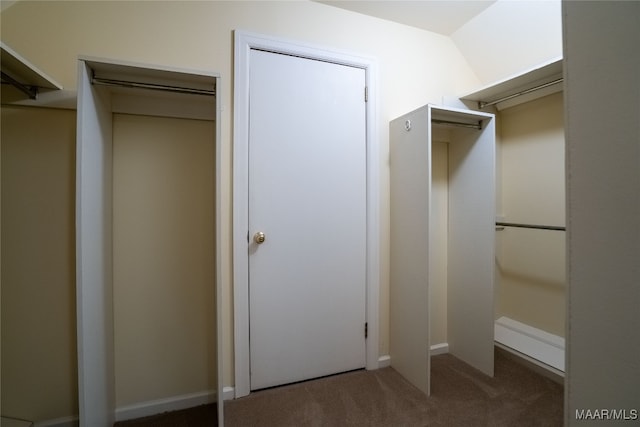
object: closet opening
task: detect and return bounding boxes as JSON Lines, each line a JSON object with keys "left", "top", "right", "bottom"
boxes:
{"left": 494, "top": 92, "right": 566, "bottom": 378}
{"left": 461, "top": 59, "right": 566, "bottom": 382}
{"left": 76, "top": 57, "right": 222, "bottom": 426}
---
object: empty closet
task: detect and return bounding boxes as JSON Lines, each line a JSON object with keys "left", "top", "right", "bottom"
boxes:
{"left": 389, "top": 104, "right": 496, "bottom": 395}
{"left": 462, "top": 58, "right": 566, "bottom": 376}
{"left": 75, "top": 57, "right": 222, "bottom": 426}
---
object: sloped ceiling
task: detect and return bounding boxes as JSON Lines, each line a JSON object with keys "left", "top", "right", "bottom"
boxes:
{"left": 315, "top": 1, "right": 496, "bottom": 36}
{"left": 2, "top": 0, "right": 496, "bottom": 36}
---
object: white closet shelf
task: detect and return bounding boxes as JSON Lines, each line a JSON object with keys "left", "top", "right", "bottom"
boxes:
{"left": 79, "top": 56, "right": 217, "bottom": 120}
{"left": 81, "top": 55, "right": 217, "bottom": 95}
{"left": 431, "top": 104, "right": 494, "bottom": 129}
{"left": 460, "top": 57, "right": 563, "bottom": 111}
{"left": 1, "top": 42, "right": 63, "bottom": 102}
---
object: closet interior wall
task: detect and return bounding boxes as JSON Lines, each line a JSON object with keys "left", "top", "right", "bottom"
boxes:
{"left": 112, "top": 114, "right": 216, "bottom": 407}
{"left": 496, "top": 92, "right": 566, "bottom": 338}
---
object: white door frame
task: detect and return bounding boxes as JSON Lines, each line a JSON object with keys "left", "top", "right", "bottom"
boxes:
{"left": 232, "top": 30, "right": 380, "bottom": 398}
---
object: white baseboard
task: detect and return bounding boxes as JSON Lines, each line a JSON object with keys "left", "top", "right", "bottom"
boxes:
{"left": 430, "top": 343, "right": 449, "bottom": 356}
{"left": 377, "top": 355, "right": 391, "bottom": 368}
{"left": 378, "top": 343, "right": 449, "bottom": 370}
{"left": 494, "top": 316, "right": 565, "bottom": 372}
{"left": 222, "top": 386, "right": 235, "bottom": 401}
{"left": 32, "top": 390, "right": 219, "bottom": 426}
{"left": 115, "top": 389, "right": 216, "bottom": 422}
{"left": 3, "top": 417, "right": 34, "bottom": 427}
{"left": 495, "top": 342, "right": 564, "bottom": 383}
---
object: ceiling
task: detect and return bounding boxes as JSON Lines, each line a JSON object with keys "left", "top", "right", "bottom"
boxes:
{"left": 316, "top": 1, "right": 496, "bottom": 36}
{"left": 2, "top": 1, "right": 497, "bottom": 36}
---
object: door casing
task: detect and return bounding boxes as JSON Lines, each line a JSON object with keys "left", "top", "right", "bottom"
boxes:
{"left": 232, "top": 30, "right": 380, "bottom": 398}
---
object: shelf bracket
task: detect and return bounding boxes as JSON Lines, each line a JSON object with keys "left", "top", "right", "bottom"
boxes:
{"left": 1, "top": 70, "right": 38, "bottom": 100}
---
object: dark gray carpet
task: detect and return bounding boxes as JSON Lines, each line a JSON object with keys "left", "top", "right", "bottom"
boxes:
{"left": 116, "top": 348, "right": 564, "bottom": 426}
{"left": 224, "top": 348, "right": 563, "bottom": 426}
{"left": 114, "top": 403, "right": 217, "bottom": 427}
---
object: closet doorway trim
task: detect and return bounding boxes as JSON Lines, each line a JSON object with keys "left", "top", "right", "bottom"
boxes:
{"left": 75, "top": 56, "right": 222, "bottom": 426}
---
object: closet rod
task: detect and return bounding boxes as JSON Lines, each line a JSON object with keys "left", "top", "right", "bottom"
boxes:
{"left": 496, "top": 221, "right": 565, "bottom": 231}
{"left": 432, "top": 118, "right": 482, "bottom": 130}
{"left": 479, "top": 78, "right": 563, "bottom": 109}
{"left": 1, "top": 71, "right": 38, "bottom": 99}
{"left": 91, "top": 76, "right": 215, "bottom": 97}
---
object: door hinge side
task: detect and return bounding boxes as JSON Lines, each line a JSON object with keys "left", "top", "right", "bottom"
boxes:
{"left": 365, "top": 322, "right": 368, "bottom": 339}
{"left": 364, "top": 86, "right": 368, "bottom": 103}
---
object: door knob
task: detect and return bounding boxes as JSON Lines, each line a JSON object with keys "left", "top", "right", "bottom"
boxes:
{"left": 254, "top": 231, "right": 266, "bottom": 244}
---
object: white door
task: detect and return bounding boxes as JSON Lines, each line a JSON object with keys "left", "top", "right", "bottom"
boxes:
{"left": 248, "top": 49, "right": 367, "bottom": 390}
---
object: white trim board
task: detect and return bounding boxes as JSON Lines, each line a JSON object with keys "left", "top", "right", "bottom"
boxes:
{"left": 30, "top": 389, "right": 220, "bottom": 427}
{"left": 494, "top": 316, "right": 565, "bottom": 372}
{"left": 232, "top": 30, "right": 380, "bottom": 398}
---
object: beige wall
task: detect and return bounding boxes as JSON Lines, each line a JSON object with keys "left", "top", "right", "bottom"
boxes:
{"left": 1, "top": 0, "right": 481, "bottom": 420}
{"left": 1, "top": 106, "right": 78, "bottom": 421}
{"left": 496, "top": 92, "right": 565, "bottom": 337}
{"left": 429, "top": 141, "right": 449, "bottom": 346}
{"left": 112, "top": 114, "right": 216, "bottom": 407}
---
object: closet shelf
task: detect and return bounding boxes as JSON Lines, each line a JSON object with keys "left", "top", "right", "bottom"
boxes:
{"left": 79, "top": 56, "right": 217, "bottom": 120}
{"left": 82, "top": 56, "right": 216, "bottom": 96}
{"left": 460, "top": 57, "right": 563, "bottom": 111}
{"left": 1, "top": 42, "right": 63, "bottom": 103}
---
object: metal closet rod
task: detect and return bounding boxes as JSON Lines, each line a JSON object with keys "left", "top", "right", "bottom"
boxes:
{"left": 496, "top": 221, "right": 565, "bottom": 231}
{"left": 479, "top": 77, "right": 564, "bottom": 109}
{"left": 91, "top": 75, "right": 216, "bottom": 97}
{"left": 431, "top": 118, "right": 483, "bottom": 130}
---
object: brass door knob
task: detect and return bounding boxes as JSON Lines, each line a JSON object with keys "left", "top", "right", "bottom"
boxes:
{"left": 254, "top": 231, "right": 266, "bottom": 244}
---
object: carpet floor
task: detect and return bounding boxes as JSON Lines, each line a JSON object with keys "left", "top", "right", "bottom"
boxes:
{"left": 116, "top": 348, "right": 564, "bottom": 426}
